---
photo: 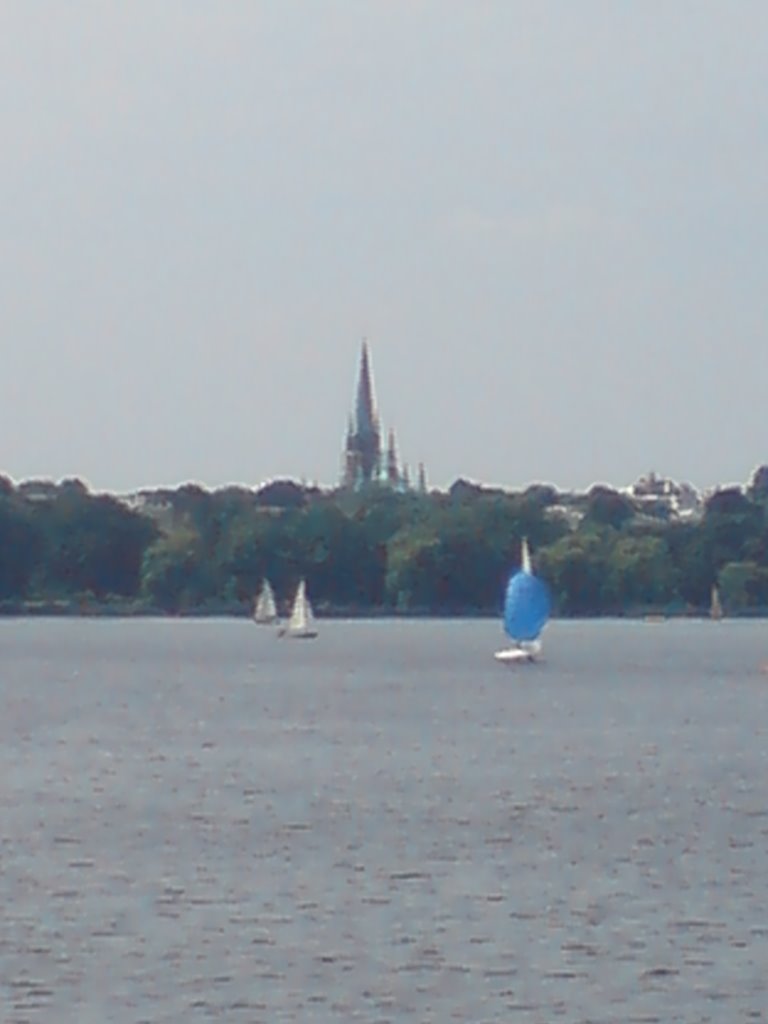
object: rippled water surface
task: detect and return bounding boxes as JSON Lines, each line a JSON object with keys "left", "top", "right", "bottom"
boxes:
{"left": 2, "top": 617, "right": 768, "bottom": 1022}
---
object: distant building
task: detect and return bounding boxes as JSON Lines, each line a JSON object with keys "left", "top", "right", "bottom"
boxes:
{"left": 17, "top": 479, "right": 60, "bottom": 503}
{"left": 625, "top": 470, "right": 702, "bottom": 521}
{"left": 341, "top": 341, "right": 424, "bottom": 491}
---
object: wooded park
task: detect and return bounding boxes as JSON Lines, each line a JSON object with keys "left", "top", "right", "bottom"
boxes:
{"left": 2, "top": 471, "right": 768, "bottom": 618}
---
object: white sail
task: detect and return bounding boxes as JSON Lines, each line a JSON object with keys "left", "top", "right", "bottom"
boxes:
{"left": 284, "top": 580, "right": 318, "bottom": 639}
{"left": 710, "top": 584, "right": 723, "bottom": 621}
{"left": 253, "top": 579, "right": 278, "bottom": 624}
{"left": 521, "top": 536, "right": 532, "bottom": 575}
{"left": 494, "top": 537, "right": 549, "bottom": 665}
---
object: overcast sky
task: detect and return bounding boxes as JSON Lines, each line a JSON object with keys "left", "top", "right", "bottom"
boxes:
{"left": 2, "top": 3, "right": 766, "bottom": 495}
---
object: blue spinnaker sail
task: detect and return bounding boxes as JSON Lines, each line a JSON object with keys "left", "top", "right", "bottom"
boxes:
{"left": 503, "top": 566, "right": 551, "bottom": 642}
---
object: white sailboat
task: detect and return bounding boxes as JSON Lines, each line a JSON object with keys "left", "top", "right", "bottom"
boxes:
{"left": 710, "top": 584, "right": 723, "bottom": 621}
{"left": 494, "top": 538, "right": 551, "bottom": 664}
{"left": 253, "top": 579, "right": 278, "bottom": 624}
{"left": 279, "top": 579, "right": 318, "bottom": 639}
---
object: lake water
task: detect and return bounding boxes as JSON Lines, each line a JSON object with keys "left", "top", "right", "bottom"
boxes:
{"left": 1, "top": 617, "right": 767, "bottom": 1023}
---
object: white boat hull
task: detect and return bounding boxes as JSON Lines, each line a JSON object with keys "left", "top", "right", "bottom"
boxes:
{"left": 494, "top": 640, "right": 541, "bottom": 664}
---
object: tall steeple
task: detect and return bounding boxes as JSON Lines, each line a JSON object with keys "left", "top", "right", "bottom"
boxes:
{"left": 342, "top": 340, "right": 382, "bottom": 489}
{"left": 355, "top": 340, "right": 377, "bottom": 440}
{"left": 341, "top": 339, "right": 422, "bottom": 492}
{"left": 386, "top": 429, "right": 399, "bottom": 486}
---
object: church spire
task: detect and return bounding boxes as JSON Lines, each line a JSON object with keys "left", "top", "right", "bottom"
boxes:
{"left": 355, "top": 339, "right": 377, "bottom": 439}
{"left": 342, "top": 339, "right": 382, "bottom": 489}
{"left": 386, "top": 428, "right": 399, "bottom": 485}
{"left": 341, "top": 340, "right": 418, "bottom": 492}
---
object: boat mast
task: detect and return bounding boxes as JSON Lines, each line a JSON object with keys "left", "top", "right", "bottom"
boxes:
{"left": 521, "top": 537, "right": 532, "bottom": 574}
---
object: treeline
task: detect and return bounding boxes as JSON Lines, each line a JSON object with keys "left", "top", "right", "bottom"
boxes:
{"left": 2, "top": 472, "right": 768, "bottom": 617}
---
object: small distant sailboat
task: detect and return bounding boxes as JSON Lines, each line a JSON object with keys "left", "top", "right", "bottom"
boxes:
{"left": 495, "top": 538, "right": 551, "bottom": 664}
{"left": 710, "top": 584, "right": 723, "bottom": 621}
{"left": 253, "top": 579, "right": 278, "bottom": 624}
{"left": 279, "top": 579, "right": 318, "bottom": 639}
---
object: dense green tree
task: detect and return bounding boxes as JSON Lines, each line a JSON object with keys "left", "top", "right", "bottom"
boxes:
{"left": 140, "top": 527, "right": 218, "bottom": 611}
{"left": 0, "top": 495, "right": 43, "bottom": 598}
{"left": 385, "top": 525, "right": 437, "bottom": 610}
{"left": 36, "top": 490, "right": 157, "bottom": 598}
{"left": 583, "top": 486, "right": 636, "bottom": 529}
{"left": 522, "top": 483, "right": 560, "bottom": 508}
{"left": 296, "top": 502, "right": 386, "bottom": 608}
{"left": 383, "top": 489, "right": 565, "bottom": 612}
{"left": 256, "top": 479, "right": 307, "bottom": 509}
{"left": 605, "top": 534, "right": 678, "bottom": 610}
{"left": 747, "top": 465, "right": 768, "bottom": 503}
{"left": 9, "top": 471, "right": 768, "bottom": 618}
{"left": 702, "top": 489, "right": 762, "bottom": 562}
{"left": 705, "top": 487, "right": 754, "bottom": 518}
{"left": 537, "top": 530, "right": 616, "bottom": 614}
{"left": 215, "top": 511, "right": 273, "bottom": 604}
{"left": 664, "top": 523, "right": 714, "bottom": 608}
{"left": 718, "top": 561, "right": 768, "bottom": 613}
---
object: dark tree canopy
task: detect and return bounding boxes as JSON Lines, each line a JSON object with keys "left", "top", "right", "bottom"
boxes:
{"left": 584, "top": 486, "right": 636, "bottom": 529}
{"left": 256, "top": 479, "right": 307, "bottom": 509}
{"left": 3, "top": 471, "right": 768, "bottom": 617}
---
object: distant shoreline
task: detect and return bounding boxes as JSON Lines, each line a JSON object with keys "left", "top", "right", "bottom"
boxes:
{"left": 1, "top": 599, "right": 762, "bottom": 621}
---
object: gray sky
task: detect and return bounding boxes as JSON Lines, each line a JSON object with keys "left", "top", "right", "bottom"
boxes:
{"left": 2, "top": 3, "right": 767, "bottom": 495}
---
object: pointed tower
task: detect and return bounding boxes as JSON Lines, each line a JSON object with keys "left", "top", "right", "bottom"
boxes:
{"left": 385, "top": 429, "right": 399, "bottom": 486}
{"left": 342, "top": 414, "right": 356, "bottom": 486}
{"left": 355, "top": 341, "right": 376, "bottom": 441}
{"left": 342, "top": 340, "right": 382, "bottom": 489}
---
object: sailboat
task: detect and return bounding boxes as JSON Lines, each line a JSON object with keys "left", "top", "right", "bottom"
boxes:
{"left": 253, "top": 579, "right": 278, "bottom": 624}
{"left": 494, "top": 538, "right": 551, "bottom": 664}
{"left": 710, "top": 584, "right": 723, "bottom": 621}
{"left": 279, "top": 579, "right": 318, "bottom": 639}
